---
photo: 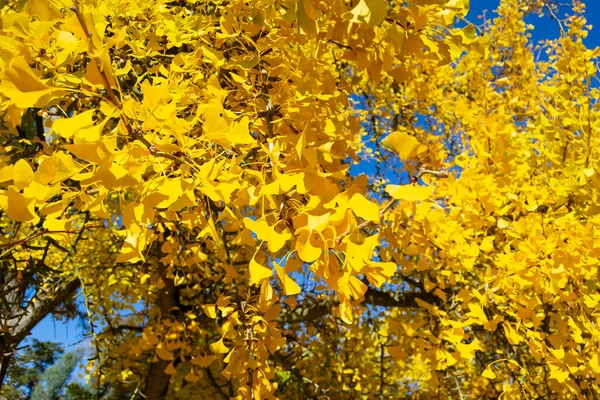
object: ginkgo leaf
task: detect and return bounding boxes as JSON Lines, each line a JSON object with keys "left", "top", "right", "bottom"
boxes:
{"left": 64, "top": 142, "right": 111, "bottom": 164}
{"left": 296, "top": 0, "right": 318, "bottom": 35}
{"left": 338, "top": 300, "right": 354, "bottom": 324}
{"left": 243, "top": 217, "right": 291, "bottom": 253}
{"left": 202, "top": 305, "right": 217, "bottom": 319}
{"left": 0, "top": 165, "right": 13, "bottom": 184}
{"left": 164, "top": 362, "right": 177, "bottom": 375}
{"left": 386, "top": 345, "right": 408, "bottom": 361}
{"left": 456, "top": 338, "right": 483, "bottom": 359}
{"left": 13, "top": 159, "right": 34, "bottom": 190}
{"left": 338, "top": 273, "right": 367, "bottom": 300}
{"left": 549, "top": 365, "right": 570, "bottom": 383}
{"left": 386, "top": 184, "right": 433, "bottom": 201}
{"left": 155, "top": 179, "right": 183, "bottom": 208}
{"left": 274, "top": 262, "right": 301, "bottom": 295}
{"left": 305, "top": 212, "right": 330, "bottom": 232}
{"left": 155, "top": 346, "right": 174, "bottom": 361}
{"left": 381, "top": 131, "right": 421, "bottom": 161}
{"left": 350, "top": 0, "right": 388, "bottom": 26}
{"left": 0, "top": 57, "right": 61, "bottom": 108}
{"left": 191, "top": 355, "right": 216, "bottom": 367}
{"left": 296, "top": 230, "right": 323, "bottom": 263}
{"left": 35, "top": 153, "right": 78, "bottom": 185}
{"left": 502, "top": 323, "right": 523, "bottom": 345}
{"left": 23, "top": 0, "right": 62, "bottom": 21}
{"left": 482, "top": 366, "right": 496, "bottom": 379}
{"left": 83, "top": 52, "right": 117, "bottom": 88}
{"left": 229, "top": 116, "right": 255, "bottom": 145}
{"left": 209, "top": 337, "right": 230, "bottom": 354}
{"left": 249, "top": 256, "right": 272, "bottom": 285}
{"left": 259, "top": 280, "right": 275, "bottom": 310}
{"left": 184, "top": 372, "right": 200, "bottom": 382}
{"left": 6, "top": 186, "right": 38, "bottom": 223}
{"left": 202, "top": 109, "right": 230, "bottom": 146}
{"left": 52, "top": 110, "right": 96, "bottom": 139}
{"left": 349, "top": 193, "right": 380, "bottom": 223}
{"left": 364, "top": 260, "right": 397, "bottom": 287}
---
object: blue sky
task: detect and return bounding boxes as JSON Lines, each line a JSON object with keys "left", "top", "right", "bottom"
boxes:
{"left": 470, "top": 0, "right": 600, "bottom": 49}
{"left": 29, "top": 0, "right": 600, "bottom": 356}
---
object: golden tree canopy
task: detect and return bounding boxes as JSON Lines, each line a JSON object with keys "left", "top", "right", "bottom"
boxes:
{"left": 0, "top": 0, "right": 599, "bottom": 398}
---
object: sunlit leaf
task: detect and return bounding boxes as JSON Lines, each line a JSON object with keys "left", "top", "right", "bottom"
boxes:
{"left": 385, "top": 184, "right": 433, "bottom": 201}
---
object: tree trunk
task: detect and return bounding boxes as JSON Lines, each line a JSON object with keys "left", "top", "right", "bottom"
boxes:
{"left": 144, "top": 262, "right": 179, "bottom": 400}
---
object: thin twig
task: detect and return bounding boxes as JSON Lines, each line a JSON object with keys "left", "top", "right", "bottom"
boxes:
{"left": 0, "top": 226, "right": 104, "bottom": 248}
{"left": 543, "top": 1, "right": 565, "bottom": 36}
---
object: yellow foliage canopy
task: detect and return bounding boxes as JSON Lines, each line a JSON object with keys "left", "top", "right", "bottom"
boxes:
{"left": 0, "top": 0, "right": 599, "bottom": 398}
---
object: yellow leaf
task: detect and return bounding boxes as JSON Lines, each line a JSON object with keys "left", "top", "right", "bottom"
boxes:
{"left": 229, "top": 116, "right": 255, "bottom": 145}
{"left": 35, "top": 157, "right": 56, "bottom": 185}
{"left": 296, "top": 0, "right": 318, "bottom": 35}
{"left": 456, "top": 338, "right": 483, "bottom": 360}
{"left": 386, "top": 184, "right": 433, "bottom": 202}
{"left": 0, "top": 58, "right": 61, "bottom": 108}
{"left": 338, "top": 300, "right": 354, "bottom": 324}
{"left": 349, "top": 193, "right": 380, "bottom": 223}
{"left": 589, "top": 354, "right": 600, "bottom": 373}
{"left": 52, "top": 111, "right": 96, "bottom": 139}
{"left": 243, "top": 217, "right": 291, "bottom": 253}
{"left": 482, "top": 366, "right": 496, "bottom": 379}
{"left": 155, "top": 179, "right": 183, "bottom": 208}
{"left": 24, "top": 0, "right": 62, "bottom": 21}
{"left": 364, "top": 260, "right": 397, "bottom": 287}
{"left": 350, "top": 0, "right": 388, "bottom": 26}
{"left": 64, "top": 143, "right": 109, "bottom": 164}
{"left": 209, "top": 337, "right": 230, "bottom": 354}
{"left": 140, "top": 81, "right": 172, "bottom": 109}
{"left": 479, "top": 236, "right": 494, "bottom": 253}
{"left": 442, "top": 327, "right": 465, "bottom": 343}
{"left": 55, "top": 153, "right": 78, "bottom": 181}
{"left": 497, "top": 218, "right": 511, "bottom": 229}
{"left": 35, "top": 153, "right": 78, "bottom": 185}
{"left": 305, "top": 212, "right": 330, "bottom": 232}
{"left": 202, "top": 109, "right": 231, "bottom": 148}
{"left": 296, "top": 230, "right": 323, "bottom": 263}
{"left": 164, "top": 362, "right": 176, "bottom": 375}
{"left": 0, "top": 165, "right": 13, "bottom": 184}
{"left": 249, "top": 256, "right": 272, "bottom": 285}
{"left": 387, "top": 345, "right": 407, "bottom": 360}
{"left": 549, "top": 365, "right": 569, "bottom": 383}
{"left": 203, "top": 305, "right": 217, "bottom": 319}
{"left": 381, "top": 131, "right": 421, "bottom": 161}
{"left": 6, "top": 186, "right": 38, "bottom": 223}
{"left": 259, "top": 280, "right": 275, "bottom": 310}
{"left": 184, "top": 372, "right": 200, "bottom": 382}
{"left": 155, "top": 346, "right": 174, "bottom": 361}
{"left": 140, "top": 273, "right": 150, "bottom": 284}
{"left": 338, "top": 273, "right": 367, "bottom": 300}
{"left": 466, "top": 303, "right": 488, "bottom": 324}
{"left": 274, "top": 262, "right": 301, "bottom": 295}
{"left": 191, "top": 355, "right": 216, "bottom": 367}
{"left": 13, "top": 159, "right": 34, "bottom": 190}
{"left": 502, "top": 323, "right": 523, "bottom": 345}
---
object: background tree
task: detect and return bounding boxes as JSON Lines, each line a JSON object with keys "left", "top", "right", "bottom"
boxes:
{"left": 3, "top": 340, "right": 64, "bottom": 399}
{"left": 0, "top": 0, "right": 599, "bottom": 399}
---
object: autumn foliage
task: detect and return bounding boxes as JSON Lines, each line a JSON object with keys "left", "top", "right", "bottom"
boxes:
{"left": 0, "top": 0, "right": 599, "bottom": 398}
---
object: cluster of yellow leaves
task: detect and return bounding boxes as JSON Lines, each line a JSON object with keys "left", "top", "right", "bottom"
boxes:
{"left": 352, "top": 0, "right": 600, "bottom": 397}
{"left": 0, "top": 0, "right": 476, "bottom": 397}
{"left": 3, "top": 0, "right": 599, "bottom": 398}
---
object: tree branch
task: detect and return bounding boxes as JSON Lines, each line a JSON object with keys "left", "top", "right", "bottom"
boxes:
{"left": 278, "top": 287, "right": 439, "bottom": 325}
